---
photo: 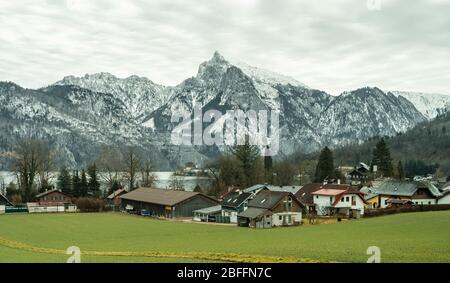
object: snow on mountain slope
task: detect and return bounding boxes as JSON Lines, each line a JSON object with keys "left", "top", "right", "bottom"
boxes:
{"left": 235, "top": 62, "right": 308, "bottom": 87}
{"left": 390, "top": 91, "right": 450, "bottom": 120}
{"left": 0, "top": 52, "right": 439, "bottom": 168}
{"left": 54, "top": 72, "right": 171, "bottom": 122}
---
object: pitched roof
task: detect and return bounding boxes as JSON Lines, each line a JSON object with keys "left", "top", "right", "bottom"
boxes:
{"left": 295, "top": 183, "right": 323, "bottom": 205}
{"left": 237, "top": 207, "right": 271, "bottom": 219}
{"left": 264, "top": 185, "right": 302, "bottom": 195}
{"left": 247, "top": 190, "right": 303, "bottom": 210}
{"left": 295, "top": 183, "right": 356, "bottom": 205}
{"left": 242, "top": 184, "right": 267, "bottom": 193}
{"left": 107, "top": 188, "right": 127, "bottom": 199}
{"left": 119, "top": 187, "right": 218, "bottom": 206}
{"left": 312, "top": 189, "right": 347, "bottom": 196}
{"left": 221, "top": 192, "right": 252, "bottom": 208}
{"left": 35, "top": 189, "right": 72, "bottom": 198}
{"left": 360, "top": 180, "right": 443, "bottom": 198}
{"left": 0, "top": 193, "right": 13, "bottom": 206}
{"left": 193, "top": 205, "right": 222, "bottom": 214}
{"left": 243, "top": 184, "right": 302, "bottom": 195}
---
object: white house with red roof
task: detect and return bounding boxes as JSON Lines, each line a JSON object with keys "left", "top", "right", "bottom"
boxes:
{"left": 312, "top": 187, "right": 366, "bottom": 218}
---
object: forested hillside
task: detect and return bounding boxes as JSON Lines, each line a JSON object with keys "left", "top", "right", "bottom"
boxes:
{"left": 292, "top": 112, "right": 450, "bottom": 177}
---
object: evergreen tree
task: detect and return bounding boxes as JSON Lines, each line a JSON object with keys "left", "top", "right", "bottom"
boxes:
{"left": 87, "top": 163, "right": 101, "bottom": 196}
{"left": 72, "top": 170, "right": 81, "bottom": 197}
{"left": 397, "top": 160, "right": 405, "bottom": 180}
{"left": 57, "top": 166, "right": 72, "bottom": 194}
{"left": 80, "top": 169, "right": 88, "bottom": 197}
{"left": 232, "top": 139, "right": 261, "bottom": 186}
{"left": 314, "top": 147, "right": 335, "bottom": 182}
{"left": 371, "top": 138, "right": 394, "bottom": 177}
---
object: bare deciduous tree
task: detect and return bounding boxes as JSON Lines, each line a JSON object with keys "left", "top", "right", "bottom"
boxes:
{"left": 96, "top": 145, "right": 123, "bottom": 191}
{"left": 140, "top": 158, "right": 157, "bottom": 188}
{"left": 123, "top": 146, "right": 141, "bottom": 190}
{"left": 13, "top": 139, "right": 44, "bottom": 202}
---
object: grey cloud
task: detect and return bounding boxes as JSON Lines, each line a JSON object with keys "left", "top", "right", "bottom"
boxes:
{"left": 0, "top": 0, "right": 449, "bottom": 95}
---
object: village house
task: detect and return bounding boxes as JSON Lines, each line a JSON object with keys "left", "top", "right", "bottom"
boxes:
{"left": 237, "top": 190, "right": 304, "bottom": 228}
{"left": 194, "top": 185, "right": 304, "bottom": 224}
{"left": 347, "top": 162, "right": 371, "bottom": 185}
{"left": 120, "top": 187, "right": 219, "bottom": 218}
{"left": 35, "top": 189, "right": 73, "bottom": 207}
{"left": 294, "top": 183, "right": 324, "bottom": 214}
{"left": 219, "top": 191, "right": 253, "bottom": 223}
{"left": 312, "top": 185, "right": 366, "bottom": 218}
{"left": 360, "top": 180, "right": 444, "bottom": 208}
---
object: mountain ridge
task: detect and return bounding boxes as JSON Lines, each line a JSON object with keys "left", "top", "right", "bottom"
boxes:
{"left": 0, "top": 52, "right": 448, "bottom": 169}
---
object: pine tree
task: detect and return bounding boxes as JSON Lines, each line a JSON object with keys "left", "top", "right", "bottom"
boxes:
{"left": 72, "top": 170, "right": 81, "bottom": 197}
{"left": 371, "top": 138, "right": 394, "bottom": 177}
{"left": 80, "top": 169, "right": 88, "bottom": 197}
{"left": 397, "top": 160, "right": 405, "bottom": 180}
{"left": 57, "top": 166, "right": 72, "bottom": 194}
{"left": 232, "top": 139, "right": 261, "bottom": 186}
{"left": 87, "top": 163, "right": 101, "bottom": 197}
{"left": 314, "top": 147, "right": 335, "bottom": 182}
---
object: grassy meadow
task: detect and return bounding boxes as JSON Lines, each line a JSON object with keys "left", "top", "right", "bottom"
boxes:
{"left": 1, "top": 211, "right": 449, "bottom": 263}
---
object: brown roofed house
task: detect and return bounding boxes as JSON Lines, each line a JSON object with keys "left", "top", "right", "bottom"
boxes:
{"left": 119, "top": 187, "right": 219, "bottom": 218}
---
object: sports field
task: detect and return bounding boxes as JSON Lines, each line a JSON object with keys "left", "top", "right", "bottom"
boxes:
{"left": 1, "top": 211, "right": 449, "bottom": 263}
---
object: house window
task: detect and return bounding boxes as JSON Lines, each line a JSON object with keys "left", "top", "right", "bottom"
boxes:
{"left": 279, "top": 216, "right": 282, "bottom": 221}
{"left": 346, "top": 196, "right": 349, "bottom": 202}
{"left": 341, "top": 197, "right": 344, "bottom": 202}
{"left": 384, "top": 199, "right": 388, "bottom": 205}
{"left": 329, "top": 197, "right": 333, "bottom": 203}
{"left": 316, "top": 195, "right": 319, "bottom": 199}
{"left": 428, "top": 201, "right": 431, "bottom": 205}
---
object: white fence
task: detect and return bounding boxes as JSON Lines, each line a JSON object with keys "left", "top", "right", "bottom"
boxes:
{"left": 27, "top": 205, "right": 77, "bottom": 214}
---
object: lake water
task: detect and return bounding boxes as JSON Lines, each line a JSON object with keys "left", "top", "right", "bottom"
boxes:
{"left": 0, "top": 171, "right": 213, "bottom": 192}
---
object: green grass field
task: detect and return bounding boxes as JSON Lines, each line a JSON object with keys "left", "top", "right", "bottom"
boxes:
{"left": 1, "top": 211, "right": 450, "bottom": 263}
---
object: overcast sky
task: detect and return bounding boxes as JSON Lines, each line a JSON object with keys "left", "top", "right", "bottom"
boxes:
{"left": 0, "top": 0, "right": 449, "bottom": 95}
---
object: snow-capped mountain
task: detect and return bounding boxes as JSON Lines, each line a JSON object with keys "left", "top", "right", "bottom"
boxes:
{"left": 390, "top": 91, "right": 450, "bottom": 119}
{"left": 0, "top": 52, "right": 445, "bottom": 169}
{"left": 54, "top": 72, "right": 171, "bottom": 123}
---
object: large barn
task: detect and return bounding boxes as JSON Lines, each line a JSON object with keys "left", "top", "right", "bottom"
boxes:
{"left": 119, "top": 188, "right": 219, "bottom": 218}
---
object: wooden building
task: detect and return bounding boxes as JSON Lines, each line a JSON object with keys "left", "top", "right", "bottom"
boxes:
{"left": 35, "top": 189, "right": 73, "bottom": 206}
{"left": 120, "top": 187, "right": 219, "bottom": 218}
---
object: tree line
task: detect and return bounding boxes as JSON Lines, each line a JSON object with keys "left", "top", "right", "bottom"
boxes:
{"left": 3, "top": 139, "right": 156, "bottom": 203}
